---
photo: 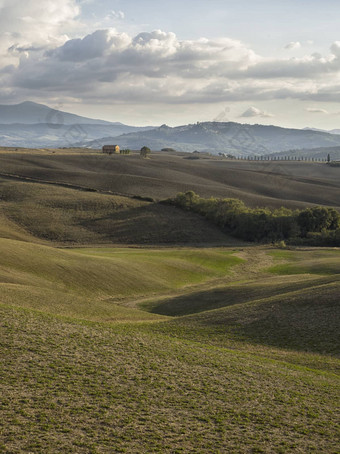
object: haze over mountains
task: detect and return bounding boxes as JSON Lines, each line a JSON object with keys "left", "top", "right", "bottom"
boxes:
{"left": 0, "top": 102, "right": 154, "bottom": 148}
{"left": 85, "top": 122, "right": 340, "bottom": 156}
{"left": 0, "top": 101, "right": 115, "bottom": 125}
{"left": 304, "top": 127, "right": 340, "bottom": 135}
{"left": 2, "top": 101, "right": 340, "bottom": 156}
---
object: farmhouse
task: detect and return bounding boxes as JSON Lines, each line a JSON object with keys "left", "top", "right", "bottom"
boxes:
{"left": 102, "top": 145, "right": 120, "bottom": 154}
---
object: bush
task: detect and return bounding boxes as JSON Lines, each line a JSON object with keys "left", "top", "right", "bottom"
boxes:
{"left": 140, "top": 146, "right": 151, "bottom": 158}
{"left": 171, "top": 191, "right": 340, "bottom": 245}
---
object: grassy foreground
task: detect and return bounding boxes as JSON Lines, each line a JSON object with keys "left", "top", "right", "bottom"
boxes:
{"left": 1, "top": 303, "right": 339, "bottom": 453}
{"left": 0, "top": 238, "right": 339, "bottom": 452}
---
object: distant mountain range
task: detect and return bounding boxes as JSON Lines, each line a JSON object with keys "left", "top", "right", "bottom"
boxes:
{"left": 81, "top": 121, "right": 340, "bottom": 156}
{"left": 1, "top": 101, "right": 340, "bottom": 155}
{"left": 0, "top": 101, "right": 117, "bottom": 125}
{"left": 303, "top": 127, "right": 340, "bottom": 135}
{"left": 0, "top": 101, "right": 154, "bottom": 147}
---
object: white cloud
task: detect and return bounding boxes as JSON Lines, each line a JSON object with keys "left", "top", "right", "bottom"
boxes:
{"left": 306, "top": 107, "right": 329, "bottom": 114}
{"left": 0, "top": 0, "right": 80, "bottom": 68}
{"left": 306, "top": 107, "right": 340, "bottom": 116}
{"left": 285, "top": 41, "right": 301, "bottom": 50}
{"left": 105, "top": 10, "right": 125, "bottom": 21}
{"left": 240, "top": 107, "right": 274, "bottom": 118}
{"left": 330, "top": 41, "right": 340, "bottom": 57}
{"left": 49, "top": 29, "right": 131, "bottom": 61}
{"left": 1, "top": 18, "right": 340, "bottom": 109}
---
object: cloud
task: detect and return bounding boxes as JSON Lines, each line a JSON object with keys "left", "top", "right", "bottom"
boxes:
{"left": 306, "top": 107, "right": 340, "bottom": 116}
{"left": 0, "top": 0, "right": 80, "bottom": 71}
{"left": 105, "top": 10, "right": 125, "bottom": 21}
{"left": 49, "top": 29, "right": 131, "bottom": 61}
{"left": 5, "top": 29, "right": 260, "bottom": 99}
{"left": 213, "top": 107, "right": 231, "bottom": 122}
{"left": 240, "top": 107, "right": 274, "bottom": 118}
{"left": 285, "top": 41, "right": 301, "bottom": 50}
{"left": 306, "top": 107, "right": 329, "bottom": 114}
{"left": 1, "top": 18, "right": 340, "bottom": 108}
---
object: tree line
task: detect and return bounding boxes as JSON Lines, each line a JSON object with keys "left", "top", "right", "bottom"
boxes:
{"left": 168, "top": 191, "right": 340, "bottom": 246}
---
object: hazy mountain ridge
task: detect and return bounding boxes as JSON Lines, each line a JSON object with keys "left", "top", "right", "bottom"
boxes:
{"left": 2, "top": 102, "right": 340, "bottom": 154}
{"left": 81, "top": 121, "right": 340, "bottom": 156}
{"left": 304, "top": 127, "right": 340, "bottom": 135}
{"left": 0, "top": 123, "right": 155, "bottom": 148}
{"left": 0, "top": 102, "right": 155, "bottom": 147}
{"left": 0, "top": 101, "right": 118, "bottom": 125}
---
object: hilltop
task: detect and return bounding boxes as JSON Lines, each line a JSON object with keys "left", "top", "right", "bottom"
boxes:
{"left": 80, "top": 121, "right": 340, "bottom": 155}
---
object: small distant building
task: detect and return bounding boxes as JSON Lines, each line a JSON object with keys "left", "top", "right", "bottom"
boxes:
{"left": 102, "top": 144, "right": 120, "bottom": 154}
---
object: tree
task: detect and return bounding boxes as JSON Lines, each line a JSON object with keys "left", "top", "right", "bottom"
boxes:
{"left": 140, "top": 146, "right": 151, "bottom": 158}
{"left": 297, "top": 206, "right": 340, "bottom": 236}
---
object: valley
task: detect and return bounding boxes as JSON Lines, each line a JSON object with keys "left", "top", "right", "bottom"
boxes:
{"left": 0, "top": 147, "right": 339, "bottom": 453}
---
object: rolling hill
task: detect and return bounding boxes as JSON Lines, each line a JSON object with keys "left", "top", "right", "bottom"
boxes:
{"left": 1, "top": 237, "right": 339, "bottom": 452}
{"left": 0, "top": 149, "right": 339, "bottom": 210}
{"left": 0, "top": 144, "right": 339, "bottom": 452}
{"left": 0, "top": 177, "right": 234, "bottom": 246}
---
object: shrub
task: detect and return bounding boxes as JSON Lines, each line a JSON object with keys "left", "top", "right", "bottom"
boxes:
{"left": 140, "top": 146, "right": 151, "bottom": 158}
{"left": 171, "top": 191, "right": 340, "bottom": 245}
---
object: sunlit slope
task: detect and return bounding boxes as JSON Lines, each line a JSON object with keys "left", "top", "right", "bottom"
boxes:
{"left": 268, "top": 249, "right": 340, "bottom": 275}
{"left": 1, "top": 303, "right": 339, "bottom": 453}
{"left": 0, "top": 238, "right": 242, "bottom": 321}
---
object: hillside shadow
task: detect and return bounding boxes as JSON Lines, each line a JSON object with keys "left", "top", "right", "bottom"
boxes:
{"left": 157, "top": 279, "right": 340, "bottom": 356}
{"left": 144, "top": 275, "right": 334, "bottom": 317}
{"left": 84, "top": 203, "right": 240, "bottom": 246}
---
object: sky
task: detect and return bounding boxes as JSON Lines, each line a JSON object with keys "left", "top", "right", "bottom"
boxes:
{"left": 1, "top": 0, "right": 340, "bottom": 128}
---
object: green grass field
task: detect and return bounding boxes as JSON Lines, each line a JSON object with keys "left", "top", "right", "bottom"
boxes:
{"left": 1, "top": 303, "right": 339, "bottom": 453}
{"left": 0, "top": 160, "right": 339, "bottom": 452}
{"left": 1, "top": 237, "right": 339, "bottom": 452}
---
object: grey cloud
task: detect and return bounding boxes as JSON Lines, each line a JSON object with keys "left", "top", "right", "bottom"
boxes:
{"left": 48, "top": 29, "right": 130, "bottom": 62}
{"left": 2, "top": 28, "right": 340, "bottom": 106}
{"left": 8, "top": 44, "right": 45, "bottom": 53}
